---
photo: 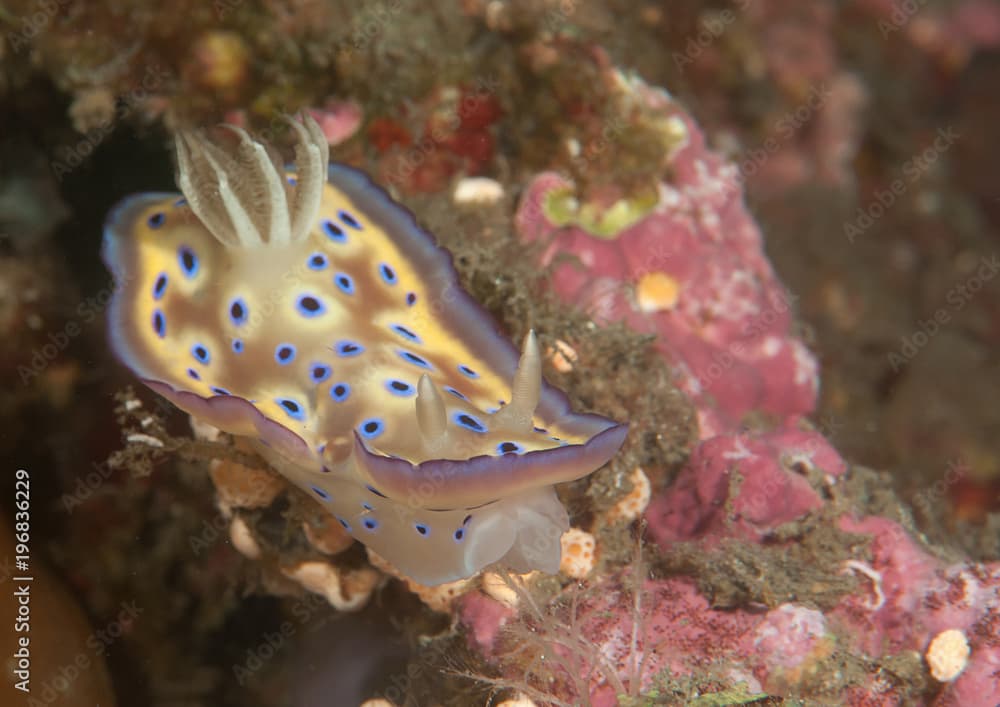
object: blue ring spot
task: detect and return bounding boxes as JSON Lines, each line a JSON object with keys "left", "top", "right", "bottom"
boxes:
{"left": 444, "top": 386, "right": 467, "bottom": 401}
{"left": 287, "top": 176, "right": 298, "bottom": 186}
{"left": 232, "top": 338, "right": 244, "bottom": 354}
{"left": 385, "top": 379, "right": 415, "bottom": 397}
{"left": 275, "top": 343, "right": 296, "bottom": 365}
{"left": 311, "top": 485, "right": 330, "bottom": 501}
{"left": 307, "top": 252, "right": 329, "bottom": 270}
{"left": 406, "top": 292, "right": 417, "bottom": 306}
{"left": 191, "top": 344, "right": 210, "bottom": 364}
{"left": 338, "top": 517, "right": 352, "bottom": 531}
{"left": 322, "top": 219, "right": 346, "bottom": 243}
{"left": 310, "top": 363, "right": 332, "bottom": 383}
{"left": 398, "top": 349, "right": 432, "bottom": 370}
{"left": 362, "top": 517, "right": 379, "bottom": 531}
{"left": 276, "top": 397, "right": 305, "bottom": 421}
{"left": 415, "top": 523, "right": 429, "bottom": 536}
{"left": 228, "top": 297, "right": 248, "bottom": 326}
{"left": 379, "top": 263, "right": 398, "bottom": 285}
{"left": 497, "top": 441, "right": 524, "bottom": 455}
{"left": 211, "top": 386, "right": 230, "bottom": 396}
{"left": 174, "top": 197, "right": 187, "bottom": 207}
{"left": 453, "top": 412, "right": 487, "bottom": 433}
{"left": 389, "top": 324, "right": 421, "bottom": 343}
{"left": 339, "top": 210, "right": 362, "bottom": 230}
{"left": 330, "top": 382, "right": 351, "bottom": 402}
{"left": 458, "top": 364, "right": 480, "bottom": 379}
{"left": 359, "top": 418, "right": 384, "bottom": 439}
{"left": 187, "top": 368, "right": 200, "bottom": 381}
{"left": 454, "top": 528, "right": 465, "bottom": 542}
{"left": 334, "top": 273, "right": 355, "bottom": 295}
{"left": 148, "top": 212, "right": 165, "bottom": 229}
{"left": 152, "top": 273, "right": 168, "bottom": 300}
{"left": 361, "top": 502, "right": 373, "bottom": 511}
{"left": 178, "top": 246, "right": 199, "bottom": 278}
{"left": 335, "top": 340, "right": 364, "bottom": 357}
{"left": 152, "top": 310, "right": 166, "bottom": 338}
{"left": 295, "top": 294, "right": 326, "bottom": 317}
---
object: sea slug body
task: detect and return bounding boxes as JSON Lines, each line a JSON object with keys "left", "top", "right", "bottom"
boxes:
{"left": 102, "top": 116, "right": 626, "bottom": 585}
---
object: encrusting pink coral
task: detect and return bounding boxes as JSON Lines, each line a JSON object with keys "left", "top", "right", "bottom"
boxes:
{"left": 455, "top": 67, "right": 1000, "bottom": 706}
{"left": 460, "top": 518, "right": 1000, "bottom": 704}
{"left": 831, "top": 515, "right": 1000, "bottom": 704}
{"left": 646, "top": 427, "right": 846, "bottom": 547}
{"left": 515, "top": 105, "right": 818, "bottom": 437}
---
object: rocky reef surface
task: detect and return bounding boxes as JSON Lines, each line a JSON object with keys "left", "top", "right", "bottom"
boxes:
{"left": 1, "top": 1, "right": 998, "bottom": 706}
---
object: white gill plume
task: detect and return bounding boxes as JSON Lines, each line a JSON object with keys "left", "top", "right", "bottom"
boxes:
{"left": 174, "top": 114, "right": 329, "bottom": 248}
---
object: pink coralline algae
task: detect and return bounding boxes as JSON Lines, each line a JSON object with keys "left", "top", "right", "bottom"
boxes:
{"left": 833, "top": 516, "right": 1000, "bottom": 705}
{"left": 461, "top": 491, "right": 1000, "bottom": 704}
{"left": 457, "top": 73, "right": 1000, "bottom": 706}
{"left": 748, "top": 603, "right": 831, "bottom": 675}
{"left": 306, "top": 99, "right": 363, "bottom": 146}
{"left": 460, "top": 574, "right": 760, "bottom": 705}
{"left": 515, "top": 92, "right": 817, "bottom": 437}
{"left": 858, "top": 0, "right": 1000, "bottom": 69}
{"left": 646, "top": 427, "right": 847, "bottom": 547}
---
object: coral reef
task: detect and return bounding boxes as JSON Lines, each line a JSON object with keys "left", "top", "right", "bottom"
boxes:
{"left": 450, "top": 64, "right": 1000, "bottom": 707}
{"left": 1, "top": 1, "right": 998, "bottom": 705}
{"left": 512, "top": 71, "right": 819, "bottom": 443}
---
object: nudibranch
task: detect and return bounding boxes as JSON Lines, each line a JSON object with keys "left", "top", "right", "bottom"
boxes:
{"left": 102, "top": 116, "right": 627, "bottom": 585}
